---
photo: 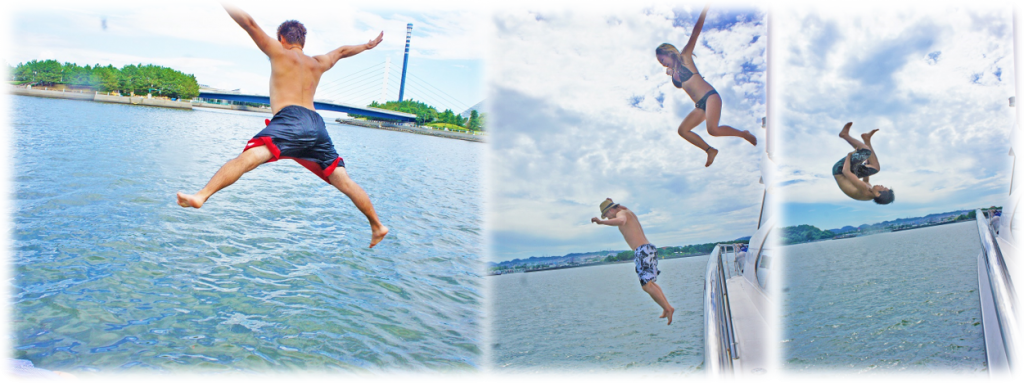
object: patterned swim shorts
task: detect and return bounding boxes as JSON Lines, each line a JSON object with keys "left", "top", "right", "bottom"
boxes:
{"left": 634, "top": 243, "right": 660, "bottom": 286}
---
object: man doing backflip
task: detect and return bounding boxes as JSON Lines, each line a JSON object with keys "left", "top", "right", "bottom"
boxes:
{"left": 177, "top": 4, "right": 389, "bottom": 247}
{"left": 592, "top": 199, "right": 674, "bottom": 325}
{"left": 833, "top": 122, "right": 894, "bottom": 205}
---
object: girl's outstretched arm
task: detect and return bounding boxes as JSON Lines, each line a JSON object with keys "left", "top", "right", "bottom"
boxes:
{"left": 682, "top": 4, "right": 710, "bottom": 57}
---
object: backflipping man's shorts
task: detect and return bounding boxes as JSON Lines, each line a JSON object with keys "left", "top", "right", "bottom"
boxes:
{"left": 831, "top": 148, "right": 878, "bottom": 178}
{"left": 244, "top": 105, "right": 344, "bottom": 183}
{"left": 634, "top": 243, "right": 661, "bottom": 286}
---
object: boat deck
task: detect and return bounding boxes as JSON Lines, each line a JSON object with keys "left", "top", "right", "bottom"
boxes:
{"left": 729, "top": 274, "right": 774, "bottom": 380}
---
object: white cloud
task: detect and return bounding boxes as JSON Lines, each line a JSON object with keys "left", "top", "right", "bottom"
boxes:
{"left": 490, "top": 5, "right": 767, "bottom": 260}
{"left": 776, "top": 5, "right": 1015, "bottom": 213}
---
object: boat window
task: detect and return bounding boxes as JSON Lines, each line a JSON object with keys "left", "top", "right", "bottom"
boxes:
{"left": 1011, "top": 191, "right": 1019, "bottom": 248}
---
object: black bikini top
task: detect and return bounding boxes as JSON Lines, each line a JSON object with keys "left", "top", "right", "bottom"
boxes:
{"left": 672, "top": 61, "right": 695, "bottom": 88}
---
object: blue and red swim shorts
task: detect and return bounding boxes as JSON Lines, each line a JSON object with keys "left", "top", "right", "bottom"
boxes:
{"left": 243, "top": 105, "right": 344, "bottom": 183}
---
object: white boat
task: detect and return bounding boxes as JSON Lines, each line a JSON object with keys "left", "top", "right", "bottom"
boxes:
{"left": 704, "top": 2, "right": 774, "bottom": 380}
{"left": 974, "top": 9, "right": 1022, "bottom": 376}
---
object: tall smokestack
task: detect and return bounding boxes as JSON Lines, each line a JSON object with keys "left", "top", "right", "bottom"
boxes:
{"left": 398, "top": 23, "right": 412, "bottom": 102}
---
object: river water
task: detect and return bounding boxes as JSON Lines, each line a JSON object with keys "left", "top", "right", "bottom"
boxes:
{"left": 490, "top": 255, "right": 707, "bottom": 372}
{"left": 782, "top": 221, "right": 986, "bottom": 373}
{"left": 10, "top": 95, "right": 483, "bottom": 372}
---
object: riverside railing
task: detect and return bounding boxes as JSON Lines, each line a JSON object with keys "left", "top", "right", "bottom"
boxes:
{"left": 704, "top": 244, "right": 738, "bottom": 375}
{"left": 976, "top": 209, "right": 1017, "bottom": 373}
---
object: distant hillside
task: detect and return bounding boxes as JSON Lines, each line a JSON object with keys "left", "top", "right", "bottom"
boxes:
{"left": 781, "top": 224, "right": 837, "bottom": 245}
{"left": 784, "top": 208, "right": 984, "bottom": 245}
{"left": 491, "top": 236, "right": 751, "bottom": 269}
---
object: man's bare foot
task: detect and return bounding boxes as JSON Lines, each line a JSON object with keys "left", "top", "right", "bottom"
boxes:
{"left": 861, "top": 128, "right": 879, "bottom": 144}
{"left": 839, "top": 122, "right": 853, "bottom": 138}
{"left": 176, "top": 192, "right": 205, "bottom": 208}
{"left": 660, "top": 307, "right": 675, "bottom": 325}
{"left": 369, "top": 225, "right": 389, "bottom": 248}
{"left": 742, "top": 130, "right": 757, "bottom": 146}
{"left": 704, "top": 147, "right": 719, "bottom": 167}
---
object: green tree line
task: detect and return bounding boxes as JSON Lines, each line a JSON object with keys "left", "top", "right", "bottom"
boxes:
{"left": 11, "top": 59, "right": 199, "bottom": 99}
{"left": 364, "top": 99, "right": 485, "bottom": 131}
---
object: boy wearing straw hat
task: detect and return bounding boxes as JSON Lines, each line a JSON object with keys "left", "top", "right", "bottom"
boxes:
{"left": 591, "top": 198, "right": 675, "bottom": 325}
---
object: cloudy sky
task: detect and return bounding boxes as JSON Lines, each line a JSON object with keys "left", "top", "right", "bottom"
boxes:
{"left": 489, "top": 4, "right": 767, "bottom": 261}
{"left": 4, "top": 0, "right": 485, "bottom": 113}
{"left": 776, "top": 4, "right": 1017, "bottom": 231}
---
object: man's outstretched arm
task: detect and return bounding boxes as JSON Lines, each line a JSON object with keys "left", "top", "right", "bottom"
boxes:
{"left": 591, "top": 216, "right": 627, "bottom": 226}
{"left": 315, "top": 32, "right": 384, "bottom": 71}
{"left": 223, "top": 3, "right": 282, "bottom": 56}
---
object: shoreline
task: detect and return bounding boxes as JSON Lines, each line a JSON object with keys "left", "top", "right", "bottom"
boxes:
{"left": 10, "top": 88, "right": 484, "bottom": 143}
{"left": 488, "top": 252, "right": 709, "bottom": 276}
{"left": 335, "top": 118, "right": 484, "bottom": 143}
{"left": 10, "top": 86, "right": 192, "bottom": 109}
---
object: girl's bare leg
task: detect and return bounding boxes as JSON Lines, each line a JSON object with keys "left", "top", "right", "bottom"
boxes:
{"left": 704, "top": 94, "right": 756, "bottom": 146}
{"left": 677, "top": 108, "right": 718, "bottom": 167}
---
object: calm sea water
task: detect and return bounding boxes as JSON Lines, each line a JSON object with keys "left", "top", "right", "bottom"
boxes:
{"left": 490, "top": 255, "right": 707, "bottom": 372}
{"left": 782, "top": 222, "right": 986, "bottom": 373}
{"left": 11, "top": 95, "right": 482, "bottom": 372}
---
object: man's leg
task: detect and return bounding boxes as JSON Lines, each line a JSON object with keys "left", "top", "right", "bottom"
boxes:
{"left": 861, "top": 128, "right": 881, "bottom": 171}
{"left": 642, "top": 281, "right": 675, "bottom": 325}
{"left": 838, "top": 122, "right": 869, "bottom": 150}
{"left": 177, "top": 146, "right": 273, "bottom": 209}
{"left": 327, "top": 167, "right": 389, "bottom": 248}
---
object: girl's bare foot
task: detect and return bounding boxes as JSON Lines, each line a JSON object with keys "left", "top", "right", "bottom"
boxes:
{"left": 370, "top": 226, "right": 389, "bottom": 248}
{"left": 705, "top": 147, "right": 719, "bottom": 167}
{"left": 660, "top": 307, "right": 675, "bottom": 325}
{"left": 176, "top": 192, "right": 205, "bottom": 208}
{"left": 743, "top": 130, "right": 757, "bottom": 146}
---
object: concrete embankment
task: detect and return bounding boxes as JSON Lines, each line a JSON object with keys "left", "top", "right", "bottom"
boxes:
{"left": 10, "top": 87, "right": 192, "bottom": 109}
{"left": 193, "top": 102, "right": 272, "bottom": 114}
{"left": 336, "top": 118, "right": 484, "bottom": 143}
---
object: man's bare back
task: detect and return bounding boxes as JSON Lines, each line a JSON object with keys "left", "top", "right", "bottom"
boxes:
{"left": 223, "top": 4, "right": 382, "bottom": 114}
{"left": 610, "top": 208, "right": 650, "bottom": 250}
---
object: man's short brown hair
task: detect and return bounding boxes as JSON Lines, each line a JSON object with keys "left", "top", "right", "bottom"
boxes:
{"left": 277, "top": 20, "right": 306, "bottom": 47}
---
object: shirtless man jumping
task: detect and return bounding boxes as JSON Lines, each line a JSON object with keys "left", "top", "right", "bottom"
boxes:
{"left": 833, "top": 122, "right": 894, "bottom": 205}
{"left": 176, "top": 4, "right": 389, "bottom": 248}
{"left": 591, "top": 199, "right": 674, "bottom": 325}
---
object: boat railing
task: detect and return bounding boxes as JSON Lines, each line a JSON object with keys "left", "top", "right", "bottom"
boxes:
{"left": 976, "top": 209, "right": 1018, "bottom": 372}
{"left": 704, "top": 244, "right": 739, "bottom": 375}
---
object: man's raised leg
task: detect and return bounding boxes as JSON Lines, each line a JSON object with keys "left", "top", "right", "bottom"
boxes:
{"left": 177, "top": 146, "right": 273, "bottom": 209}
{"left": 861, "top": 128, "right": 880, "bottom": 170}
{"left": 327, "top": 167, "right": 389, "bottom": 248}
{"left": 642, "top": 281, "right": 675, "bottom": 325}
{"left": 838, "top": 122, "right": 869, "bottom": 150}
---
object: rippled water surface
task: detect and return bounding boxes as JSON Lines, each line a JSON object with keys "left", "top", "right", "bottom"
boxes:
{"left": 782, "top": 222, "right": 985, "bottom": 372}
{"left": 12, "top": 96, "right": 482, "bottom": 372}
{"left": 491, "top": 256, "right": 706, "bottom": 372}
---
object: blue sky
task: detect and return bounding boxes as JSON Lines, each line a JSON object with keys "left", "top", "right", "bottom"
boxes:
{"left": 4, "top": 0, "right": 484, "bottom": 114}
{"left": 489, "top": 4, "right": 767, "bottom": 261}
{"left": 776, "top": 4, "right": 1016, "bottom": 230}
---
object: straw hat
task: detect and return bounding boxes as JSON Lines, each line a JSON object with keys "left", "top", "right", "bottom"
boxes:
{"left": 599, "top": 198, "right": 620, "bottom": 218}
